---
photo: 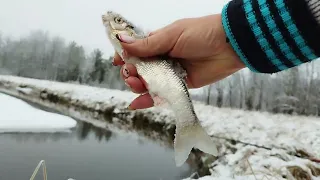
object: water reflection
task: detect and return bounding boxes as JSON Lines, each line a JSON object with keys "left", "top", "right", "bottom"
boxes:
{"left": 76, "top": 122, "right": 114, "bottom": 142}
{"left": 1, "top": 132, "right": 73, "bottom": 143}
{"left": 1, "top": 121, "right": 114, "bottom": 144}
{"left": 0, "top": 120, "right": 195, "bottom": 180}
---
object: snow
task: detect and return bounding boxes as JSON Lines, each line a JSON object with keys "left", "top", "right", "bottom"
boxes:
{"left": 16, "top": 86, "right": 33, "bottom": 95}
{"left": 0, "top": 92, "right": 77, "bottom": 133}
{"left": 195, "top": 103, "right": 320, "bottom": 158}
{"left": 0, "top": 75, "right": 176, "bottom": 125}
{"left": 1, "top": 75, "right": 320, "bottom": 179}
{"left": 186, "top": 146, "right": 320, "bottom": 180}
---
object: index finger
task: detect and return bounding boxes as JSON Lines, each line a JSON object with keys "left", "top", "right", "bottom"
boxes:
{"left": 113, "top": 52, "right": 125, "bottom": 66}
{"left": 120, "top": 24, "right": 181, "bottom": 58}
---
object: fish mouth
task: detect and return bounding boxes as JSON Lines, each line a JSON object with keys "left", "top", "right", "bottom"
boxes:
{"left": 102, "top": 15, "right": 107, "bottom": 23}
{"left": 101, "top": 14, "right": 110, "bottom": 26}
{"left": 102, "top": 11, "right": 134, "bottom": 39}
{"left": 101, "top": 11, "right": 115, "bottom": 26}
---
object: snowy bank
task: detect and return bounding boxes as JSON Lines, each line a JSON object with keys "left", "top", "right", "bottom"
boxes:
{"left": 0, "top": 92, "right": 77, "bottom": 133}
{"left": 0, "top": 75, "right": 320, "bottom": 179}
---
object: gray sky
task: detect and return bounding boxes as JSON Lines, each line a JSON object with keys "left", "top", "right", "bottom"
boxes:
{"left": 0, "top": 0, "right": 230, "bottom": 58}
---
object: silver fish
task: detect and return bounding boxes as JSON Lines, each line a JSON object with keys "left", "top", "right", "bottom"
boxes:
{"left": 101, "top": 11, "right": 218, "bottom": 166}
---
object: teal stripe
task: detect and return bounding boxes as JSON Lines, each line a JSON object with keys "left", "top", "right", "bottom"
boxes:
{"left": 275, "top": 0, "right": 317, "bottom": 60}
{"left": 258, "top": 0, "right": 302, "bottom": 66}
{"left": 222, "top": 2, "right": 258, "bottom": 72}
{"left": 244, "top": 0, "right": 287, "bottom": 70}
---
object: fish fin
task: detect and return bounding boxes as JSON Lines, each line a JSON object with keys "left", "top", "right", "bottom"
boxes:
{"left": 150, "top": 93, "right": 170, "bottom": 108}
{"left": 174, "top": 120, "right": 218, "bottom": 167}
{"left": 193, "top": 121, "right": 219, "bottom": 156}
{"left": 171, "top": 60, "right": 187, "bottom": 79}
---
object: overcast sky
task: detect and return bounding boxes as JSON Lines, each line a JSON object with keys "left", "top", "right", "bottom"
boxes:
{"left": 0, "top": 0, "right": 230, "bottom": 58}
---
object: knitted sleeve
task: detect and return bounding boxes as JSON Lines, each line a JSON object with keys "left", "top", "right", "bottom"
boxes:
{"left": 221, "top": 0, "right": 320, "bottom": 73}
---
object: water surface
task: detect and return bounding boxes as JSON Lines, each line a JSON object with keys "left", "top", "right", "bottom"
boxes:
{"left": 0, "top": 121, "right": 194, "bottom": 180}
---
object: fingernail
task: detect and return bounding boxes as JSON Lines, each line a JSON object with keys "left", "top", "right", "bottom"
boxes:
{"left": 116, "top": 33, "right": 135, "bottom": 43}
{"left": 124, "top": 79, "right": 130, "bottom": 87}
{"left": 127, "top": 104, "right": 135, "bottom": 110}
{"left": 122, "top": 64, "right": 130, "bottom": 78}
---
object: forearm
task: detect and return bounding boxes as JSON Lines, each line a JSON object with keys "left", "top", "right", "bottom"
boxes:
{"left": 222, "top": 0, "right": 320, "bottom": 73}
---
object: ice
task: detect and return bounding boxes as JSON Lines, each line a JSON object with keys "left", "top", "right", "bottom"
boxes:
{"left": 0, "top": 92, "right": 77, "bottom": 133}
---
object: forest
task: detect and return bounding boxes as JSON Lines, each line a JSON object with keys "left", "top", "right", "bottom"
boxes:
{"left": 1, "top": 30, "right": 319, "bottom": 116}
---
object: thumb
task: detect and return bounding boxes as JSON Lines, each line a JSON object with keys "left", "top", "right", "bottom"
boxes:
{"left": 116, "top": 30, "right": 177, "bottom": 58}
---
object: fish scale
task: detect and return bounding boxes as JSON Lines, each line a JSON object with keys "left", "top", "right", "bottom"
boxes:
{"left": 102, "top": 10, "right": 218, "bottom": 166}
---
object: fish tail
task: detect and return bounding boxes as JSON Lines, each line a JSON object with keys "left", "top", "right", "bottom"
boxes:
{"left": 174, "top": 119, "right": 218, "bottom": 167}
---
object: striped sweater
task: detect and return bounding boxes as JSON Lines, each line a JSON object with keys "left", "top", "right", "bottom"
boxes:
{"left": 222, "top": 0, "right": 320, "bottom": 73}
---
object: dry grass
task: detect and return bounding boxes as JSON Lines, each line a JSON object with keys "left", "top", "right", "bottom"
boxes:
{"left": 306, "top": 163, "right": 320, "bottom": 177}
{"left": 244, "top": 159, "right": 320, "bottom": 180}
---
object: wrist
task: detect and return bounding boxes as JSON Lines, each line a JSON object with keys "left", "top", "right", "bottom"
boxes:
{"left": 221, "top": 0, "right": 320, "bottom": 74}
{"left": 215, "top": 14, "right": 246, "bottom": 71}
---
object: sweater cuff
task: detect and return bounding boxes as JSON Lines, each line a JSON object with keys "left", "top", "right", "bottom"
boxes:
{"left": 222, "top": 0, "right": 320, "bottom": 73}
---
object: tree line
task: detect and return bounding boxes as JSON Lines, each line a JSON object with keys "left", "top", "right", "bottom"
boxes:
{"left": 192, "top": 58, "right": 320, "bottom": 116}
{"left": 0, "top": 30, "right": 319, "bottom": 116}
{"left": 0, "top": 30, "right": 126, "bottom": 90}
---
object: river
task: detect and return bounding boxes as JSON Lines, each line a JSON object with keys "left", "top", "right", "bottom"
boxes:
{"left": 0, "top": 93, "right": 197, "bottom": 180}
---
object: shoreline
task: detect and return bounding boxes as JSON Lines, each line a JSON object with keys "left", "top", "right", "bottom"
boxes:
{"left": 1, "top": 75, "right": 320, "bottom": 179}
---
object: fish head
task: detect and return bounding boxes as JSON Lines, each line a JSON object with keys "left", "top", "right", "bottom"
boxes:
{"left": 102, "top": 11, "right": 134, "bottom": 34}
{"left": 102, "top": 11, "right": 146, "bottom": 56}
{"left": 102, "top": 11, "right": 145, "bottom": 41}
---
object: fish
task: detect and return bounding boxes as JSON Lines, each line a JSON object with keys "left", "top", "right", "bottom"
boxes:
{"left": 101, "top": 11, "right": 218, "bottom": 166}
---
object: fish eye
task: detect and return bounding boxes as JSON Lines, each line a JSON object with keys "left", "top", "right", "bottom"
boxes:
{"left": 114, "top": 17, "right": 123, "bottom": 24}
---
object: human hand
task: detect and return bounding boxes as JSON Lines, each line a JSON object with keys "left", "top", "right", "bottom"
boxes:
{"left": 113, "top": 14, "right": 245, "bottom": 110}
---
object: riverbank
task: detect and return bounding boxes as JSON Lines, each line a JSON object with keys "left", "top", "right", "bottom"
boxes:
{"left": 0, "top": 75, "right": 320, "bottom": 179}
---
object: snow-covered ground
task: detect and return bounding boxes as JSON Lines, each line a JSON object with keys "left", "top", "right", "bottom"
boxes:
{"left": 0, "top": 92, "right": 77, "bottom": 133}
{"left": 0, "top": 75, "right": 320, "bottom": 180}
